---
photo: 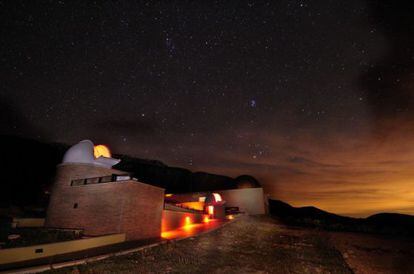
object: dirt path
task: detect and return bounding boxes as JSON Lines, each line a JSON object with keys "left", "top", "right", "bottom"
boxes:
{"left": 47, "top": 216, "right": 352, "bottom": 274}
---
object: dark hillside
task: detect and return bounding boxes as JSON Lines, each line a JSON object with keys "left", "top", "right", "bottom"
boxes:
{"left": 115, "top": 155, "right": 237, "bottom": 193}
{"left": 269, "top": 199, "right": 414, "bottom": 237}
{"left": 0, "top": 135, "right": 67, "bottom": 207}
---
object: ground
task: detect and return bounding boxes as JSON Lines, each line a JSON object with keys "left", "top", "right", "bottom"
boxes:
{"left": 42, "top": 216, "right": 414, "bottom": 274}
{"left": 47, "top": 216, "right": 353, "bottom": 274}
{"left": 328, "top": 231, "right": 414, "bottom": 273}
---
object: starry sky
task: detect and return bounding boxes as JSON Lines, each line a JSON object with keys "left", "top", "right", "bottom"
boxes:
{"left": 1, "top": 1, "right": 414, "bottom": 217}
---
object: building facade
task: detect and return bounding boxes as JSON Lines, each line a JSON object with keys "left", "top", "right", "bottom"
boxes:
{"left": 46, "top": 140, "right": 266, "bottom": 241}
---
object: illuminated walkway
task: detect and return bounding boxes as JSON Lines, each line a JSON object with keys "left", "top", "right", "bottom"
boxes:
{"left": 161, "top": 219, "right": 227, "bottom": 240}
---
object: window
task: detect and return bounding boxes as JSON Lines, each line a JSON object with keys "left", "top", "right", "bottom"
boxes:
{"left": 71, "top": 179, "right": 85, "bottom": 186}
{"left": 99, "top": 175, "right": 113, "bottom": 183}
{"left": 85, "top": 177, "right": 100, "bottom": 184}
{"left": 115, "top": 175, "right": 131, "bottom": 181}
{"left": 70, "top": 174, "right": 131, "bottom": 186}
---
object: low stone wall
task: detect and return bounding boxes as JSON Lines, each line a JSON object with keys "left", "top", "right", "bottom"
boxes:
{"left": 0, "top": 233, "right": 126, "bottom": 265}
{"left": 161, "top": 209, "right": 206, "bottom": 232}
{"left": 12, "top": 218, "right": 45, "bottom": 228}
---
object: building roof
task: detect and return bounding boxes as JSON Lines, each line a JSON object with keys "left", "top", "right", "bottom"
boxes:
{"left": 62, "top": 140, "right": 120, "bottom": 168}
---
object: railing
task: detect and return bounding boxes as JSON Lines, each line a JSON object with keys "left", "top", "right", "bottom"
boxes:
{"left": 71, "top": 174, "right": 131, "bottom": 186}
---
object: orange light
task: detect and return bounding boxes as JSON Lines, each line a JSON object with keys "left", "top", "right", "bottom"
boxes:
{"left": 185, "top": 216, "right": 191, "bottom": 225}
{"left": 161, "top": 223, "right": 205, "bottom": 239}
{"left": 165, "top": 193, "right": 173, "bottom": 197}
{"left": 176, "top": 201, "right": 205, "bottom": 211}
{"left": 207, "top": 205, "right": 214, "bottom": 215}
{"left": 203, "top": 216, "right": 210, "bottom": 223}
{"left": 227, "top": 215, "right": 234, "bottom": 220}
{"left": 94, "top": 145, "right": 111, "bottom": 158}
{"left": 161, "top": 231, "right": 176, "bottom": 239}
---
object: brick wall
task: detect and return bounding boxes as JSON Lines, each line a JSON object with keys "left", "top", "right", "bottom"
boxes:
{"left": 161, "top": 209, "right": 205, "bottom": 232}
{"left": 46, "top": 164, "right": 164, "bottom": 241}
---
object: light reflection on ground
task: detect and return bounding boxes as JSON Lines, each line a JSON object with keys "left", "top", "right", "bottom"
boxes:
{"left": 161, "top": 219, "right": 225, "bottom": 240}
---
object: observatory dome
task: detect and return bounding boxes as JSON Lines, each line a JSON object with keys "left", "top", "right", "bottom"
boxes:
{"left": 235, "top": 175, "right": 261, "bottom": 189}
{"left": 62, "top": 140, "right": 120, "bottom": 168}
{"left": 204, "top": 193, "right": 224, "bottom": 205}
{"left": 63, "top": 140, "right": 95, "bottom": 164}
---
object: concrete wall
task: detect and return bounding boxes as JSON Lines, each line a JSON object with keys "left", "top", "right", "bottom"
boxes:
{"left": 46, "top": 164, "right": 164, "bottom": 241}
{"left": 217, "top": 188, "right": 265, "bottom": 215}
{"left": 210, "top": 205, "right": 226, "bottom": 219}
{"left": 0, "top": 233, "right": 125, "bottom": 265}
{"left": 161, "top": 209, "right": 205, "bottom": 232}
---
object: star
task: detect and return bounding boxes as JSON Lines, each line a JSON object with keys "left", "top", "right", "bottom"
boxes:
{"left": 250, "top": 99, "right": 257, "bottom": 108}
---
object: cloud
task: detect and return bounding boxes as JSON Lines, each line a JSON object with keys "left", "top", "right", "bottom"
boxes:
{"left": 287, "top": 156, "right": 344, "bottom": 168}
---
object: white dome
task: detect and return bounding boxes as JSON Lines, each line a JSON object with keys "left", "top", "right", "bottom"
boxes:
{"left": 62, "top": 140, "right": 120, "bottom": 168}
{"left": 63, "top": 140, "right": 95, "bottom": 164}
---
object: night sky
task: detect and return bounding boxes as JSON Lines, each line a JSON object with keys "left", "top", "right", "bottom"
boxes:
{"left": 1, "top": 1, "right": 414, "bottom": 216}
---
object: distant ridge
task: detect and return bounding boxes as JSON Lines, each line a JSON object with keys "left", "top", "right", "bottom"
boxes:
{"left": 268, "top": 199, "right": 356, "bottom": 222}
{"left": 269, "top": 199, "right": 414, "bottom": 237}
{"left": 114, "top": 154, "right": 238, "bottom": 193}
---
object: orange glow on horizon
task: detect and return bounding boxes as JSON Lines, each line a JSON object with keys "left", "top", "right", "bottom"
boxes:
{"left": 94, "top": 145, "right": 111, "bottom": 158}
